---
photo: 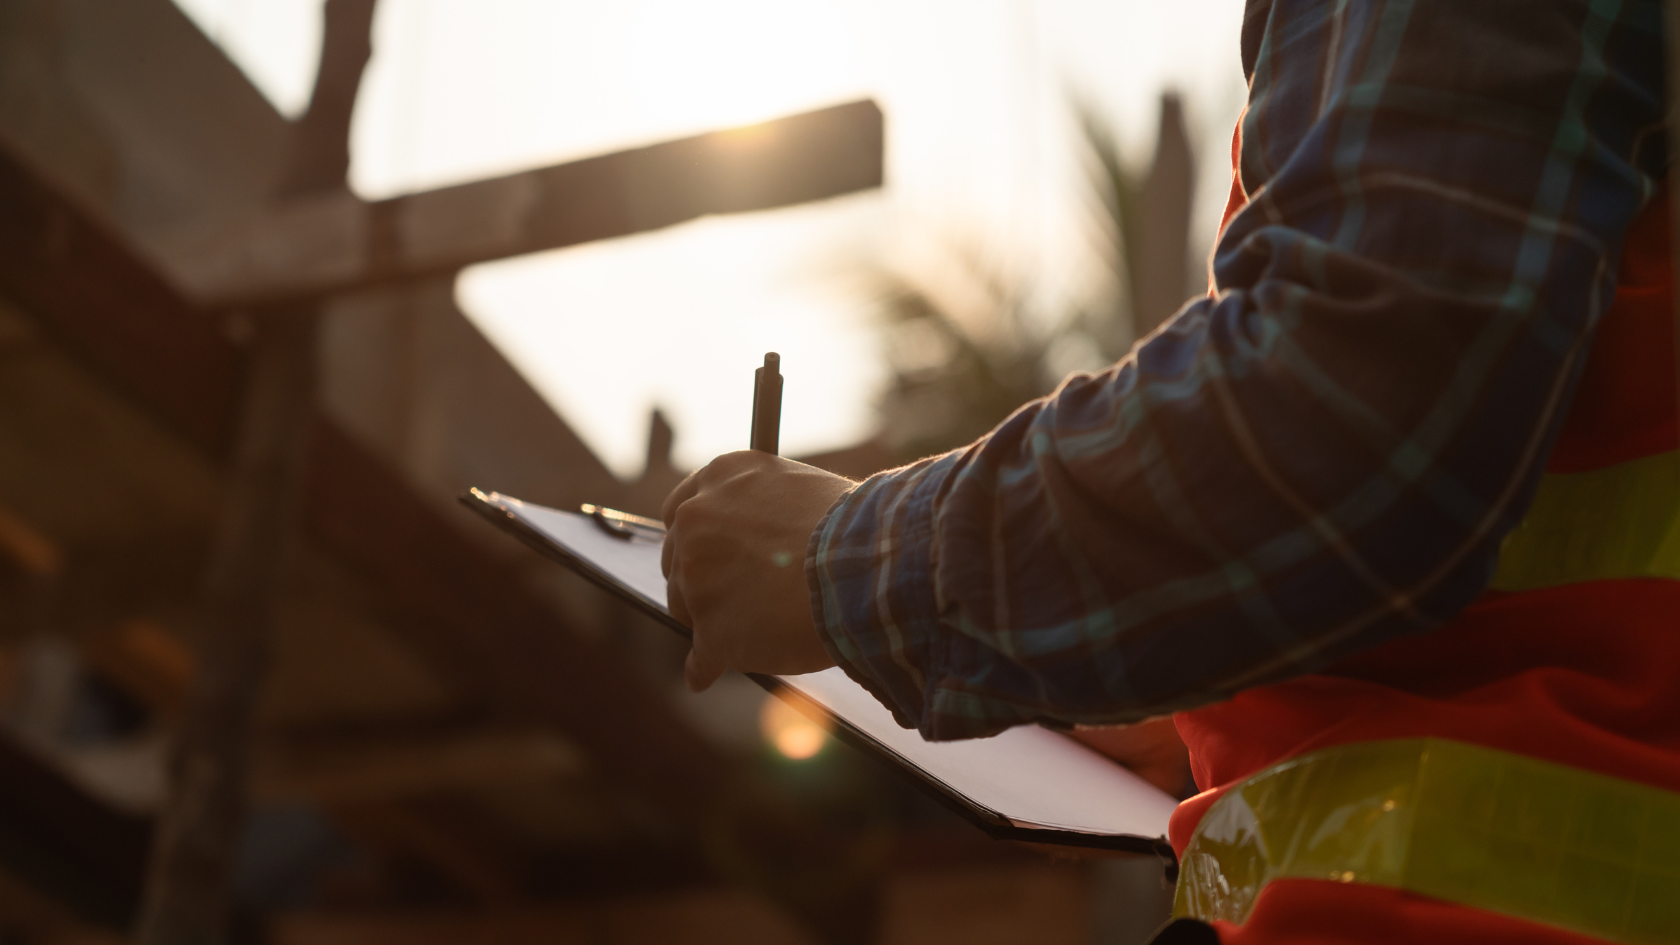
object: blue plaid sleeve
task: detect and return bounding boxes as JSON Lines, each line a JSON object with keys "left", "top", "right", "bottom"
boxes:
{"left": 807, "top": 0, "right": 1669, "bottom": 741}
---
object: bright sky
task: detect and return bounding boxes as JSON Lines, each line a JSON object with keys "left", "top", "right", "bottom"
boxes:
{"left": 171, "top": 0, "right": 1245, "bottom": 476}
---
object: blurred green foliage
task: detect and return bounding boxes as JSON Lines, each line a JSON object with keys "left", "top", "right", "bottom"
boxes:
{"left": 872, "top": 93, "right": 1195, "bottom": 465}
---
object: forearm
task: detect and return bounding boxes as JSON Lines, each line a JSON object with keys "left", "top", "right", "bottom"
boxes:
{"left": 810, "top": 0, "right": 1667, "bottom": 740}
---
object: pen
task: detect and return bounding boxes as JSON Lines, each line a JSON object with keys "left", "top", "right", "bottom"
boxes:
{"left": 750, "top": 352, "right": 783, "bottom": 455}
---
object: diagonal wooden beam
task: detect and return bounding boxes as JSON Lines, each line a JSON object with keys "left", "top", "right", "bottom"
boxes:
{"left": 0, "top": 118, "right": 729, "bottom": 870}
{"left": 0, "top": 154, "right": 246, "bottom": 456}
{"left": 155, "top": 99, "right": 885, "bottom": 308}
{"left": 0, "top": 126, "right": 891, "bottom": 945}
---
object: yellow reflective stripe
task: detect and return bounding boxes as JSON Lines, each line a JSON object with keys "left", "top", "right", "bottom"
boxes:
{"left": 1491, "top": 449, "right": 1680, "bottom": 591}
{"left": 1175, "top": 739, "right": 1680, "bottom": 943}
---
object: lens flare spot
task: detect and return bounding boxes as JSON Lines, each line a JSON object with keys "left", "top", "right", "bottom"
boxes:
{"left": 760, "top": 693, "right": 828, "bottom": 760}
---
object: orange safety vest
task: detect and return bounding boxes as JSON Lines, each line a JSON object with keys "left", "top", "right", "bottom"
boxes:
{"left": 1169, "top": 154, "right": 1680, "bottom": 943}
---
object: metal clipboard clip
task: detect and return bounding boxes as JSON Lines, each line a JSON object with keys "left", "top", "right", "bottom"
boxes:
{"left": 581, "top": 504, "right": 666, "bottom": 542}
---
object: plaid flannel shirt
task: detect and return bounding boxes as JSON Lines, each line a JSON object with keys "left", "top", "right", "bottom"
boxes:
{"left": 807, "top": 0, "right": 1670, "bottom": 741}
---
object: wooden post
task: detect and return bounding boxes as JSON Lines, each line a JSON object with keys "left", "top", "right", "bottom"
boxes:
{"left": 133, "top": 308, "right": 319, "bottom": 945}
{"left": 135, "top": 3, "right": 376, "bottom": 941}
{"left": 274, "top": 0, "right": 379, "bottom": 200}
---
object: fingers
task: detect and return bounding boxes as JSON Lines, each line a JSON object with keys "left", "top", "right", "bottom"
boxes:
{"left": 666, "top": 551, "right": 693, "bottom": 627}
{"left": 684, "top": 643, "right": 726, "bottom": 692}
{"left": 671, "top": 556, "right": 723, "bottom": 691}
{"left": 661, "top": 523, "right": 676, "bottom": 579}
{"left": 661, "top": 465, "right": 706, "bottom": 578}
{"left": 661, "top": 468, "right": 706, "bottom": 527}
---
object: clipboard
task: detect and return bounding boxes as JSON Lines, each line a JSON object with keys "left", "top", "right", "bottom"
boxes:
{"left": 460, "top": 488, "right": 1179, "bottom": 855}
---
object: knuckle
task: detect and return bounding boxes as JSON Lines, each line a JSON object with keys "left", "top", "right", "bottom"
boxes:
{"left": 713, "top": 450, "right": 762, "bottom": 475}
{"left": 669, "top": 501, "right": 699, "bottom": 534}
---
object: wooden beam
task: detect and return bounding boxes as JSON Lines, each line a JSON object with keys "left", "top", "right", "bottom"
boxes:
{"left": 78, "top": 619, "right": 196, "bottom": 718}
{"left": 250, "top": 728, "right": 585, "bottom": 807}
{"left": 0, "top": 501, "right": 63, "bottom": 637}
{"left": 135, "top": 6, "right": 371, "bottom": 941}
{"left": 273, "top": 0, "right": 378, "bottom": 199}
{"left": 0, "top": 122, "right": 892, "bottom": 945}
{"left": 0, "top": 153, "right": 245, "bottom": 458}
{"left": 301, "top": 422, "right": 732, "bottom": 822}
{"left": 0, "top": 504, "right": 62, "bottom": 579}
{"left": 0, "top": 127, "right": 730, "bottom": 865}
{"left": 54, "top": 531, "right": 211, "bottom": 638}
{"left": 132, "top": 307, "right": 321, "bottom": 945}
{"left": 153, "top": 99, "right": 885, "bottom": 308}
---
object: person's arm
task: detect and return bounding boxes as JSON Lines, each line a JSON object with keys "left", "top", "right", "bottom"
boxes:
{"left": 661, "top": 0, "right": 1667, "bottom": 738}
{"left": 801, "top": 0, "right": 1667, "bottom": 740}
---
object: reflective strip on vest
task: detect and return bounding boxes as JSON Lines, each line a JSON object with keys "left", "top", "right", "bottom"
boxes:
{"left": 1492, "top": 449, "right": 1680, "bottom": 591}
{"left": 1174, "top": 739, "right": 1680, "bottom": 943}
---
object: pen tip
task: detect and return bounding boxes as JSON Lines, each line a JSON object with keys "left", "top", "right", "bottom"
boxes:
{"left": 764, "top": 351, "right": 780, "bottom": 371}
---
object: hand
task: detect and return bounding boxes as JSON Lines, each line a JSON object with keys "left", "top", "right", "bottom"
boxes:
{"left": 1066, "top": 717, "right": 1192, "bottom": 797}
{"left": 661, "top": 451, "right": 856, "bottom": 692}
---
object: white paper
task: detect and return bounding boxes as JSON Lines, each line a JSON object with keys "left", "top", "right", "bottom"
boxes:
{"left": 487, "top": 493, "right": 1178, "bottom": 842}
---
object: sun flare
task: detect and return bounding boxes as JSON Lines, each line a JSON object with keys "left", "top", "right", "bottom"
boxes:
{"left": 760, "top": 693, "right": 829, "bottom": 760}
